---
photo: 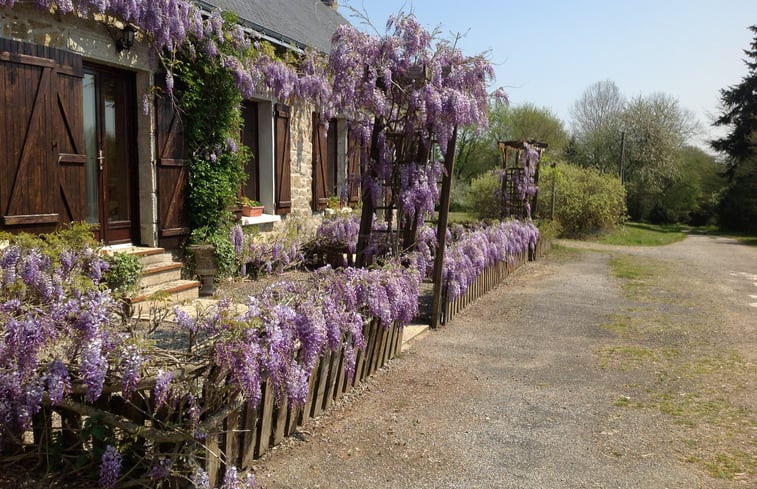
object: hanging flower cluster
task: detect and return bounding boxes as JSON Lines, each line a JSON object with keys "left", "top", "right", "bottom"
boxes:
{"left": 328, "top": 14, "right": 505, "bottom": 253}
{"left": 0, "top": 0, "right": 331, "bottom": 107}
{"left": 175, "top": 261, "right": 420, "bottom": 408}
{"left": 313, "top": 213, "right": 361, "bottom": 254}
{"left": 329, "top": 15, "right": 501, "bottom": 152}
{"left": 443, "top": 220, "right": 539, "bottom": 300}
{"left": 0, "top": 230, "right": 139, "bottom": 447}
{"left": 399, "top": 160, "right": 444, "bottom": 227}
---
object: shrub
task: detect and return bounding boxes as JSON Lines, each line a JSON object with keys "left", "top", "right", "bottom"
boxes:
{"left": 468, "top": 171, "right": 501, "bottom": 220}
{"left": 537, "top": 162, "right": 627, "bottom": 236}
{"left": 103, "top": 252, "right": 143, "bottom": 295}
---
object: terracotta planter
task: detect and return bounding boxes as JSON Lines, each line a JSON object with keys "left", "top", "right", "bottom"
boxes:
{"left": 241, "top": 205, "right": 264, "bottom": 217}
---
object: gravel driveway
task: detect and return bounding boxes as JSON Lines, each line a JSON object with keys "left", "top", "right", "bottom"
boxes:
{"left": 251, "top": 234, "right": 756, "bottom": 488}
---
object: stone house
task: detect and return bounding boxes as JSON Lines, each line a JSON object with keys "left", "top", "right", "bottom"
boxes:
{"left": 0, "top": 0, "right": 358, "bottom": 248}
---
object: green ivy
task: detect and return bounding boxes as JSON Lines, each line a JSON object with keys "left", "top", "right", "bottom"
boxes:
{"left": 172, "top": 12, "right": 250, "bottom": 233}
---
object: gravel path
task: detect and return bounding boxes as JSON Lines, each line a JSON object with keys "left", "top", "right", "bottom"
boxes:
{"left": 251, "top": 235, "right": 756, "bottom": 488}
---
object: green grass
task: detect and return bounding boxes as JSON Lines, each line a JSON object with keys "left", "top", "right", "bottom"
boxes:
{"left": 447, "top": 211, "right": 477, "bottom": 223}
{"left": 595, "top": 222, "right": 686, "bottom": 246}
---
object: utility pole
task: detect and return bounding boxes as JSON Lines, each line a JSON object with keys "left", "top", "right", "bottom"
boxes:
{"left": 619, "top": 131, "right": 626, "bottom": 184}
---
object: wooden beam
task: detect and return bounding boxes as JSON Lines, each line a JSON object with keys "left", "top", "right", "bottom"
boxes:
{"left": 430, "top": 127, "right": 458, "bottom": 329}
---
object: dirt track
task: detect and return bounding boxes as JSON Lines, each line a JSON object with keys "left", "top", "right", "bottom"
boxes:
{"left": 251, "top": 235, "right": 756, "bottom": 488}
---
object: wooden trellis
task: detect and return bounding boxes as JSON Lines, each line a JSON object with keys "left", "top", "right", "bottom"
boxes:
{"left": 498, "top": 140, "right": 547, "bottom": 220}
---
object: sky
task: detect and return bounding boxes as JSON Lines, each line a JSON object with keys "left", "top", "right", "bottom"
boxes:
{"left": 337, "top": 0, "right": 757, "bottom": 149}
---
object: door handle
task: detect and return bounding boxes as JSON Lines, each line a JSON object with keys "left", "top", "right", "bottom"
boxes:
{"left": 97, "top": 149, "right": 104, "bottom": 171}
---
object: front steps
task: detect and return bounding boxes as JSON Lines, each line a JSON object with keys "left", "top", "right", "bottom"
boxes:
{"left": 112, "top": 247, "right": 200, "bottom": 312}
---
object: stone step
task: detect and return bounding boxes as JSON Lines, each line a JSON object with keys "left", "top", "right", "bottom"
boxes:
{"left": 128, "top": 279, "right": 200, "bottom": 310}
{"left": 125, "top": 247, "right": 170, "bottom": 266}
{"left": 139, "top": 261, "right": 183, "bottom": 288}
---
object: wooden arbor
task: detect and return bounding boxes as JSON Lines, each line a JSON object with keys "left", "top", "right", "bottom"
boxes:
{"left": 497, "top": 140, "right": 547, "bottom": 219}
{"left": 347, "top": 65, "right": 459, "bottom": 329}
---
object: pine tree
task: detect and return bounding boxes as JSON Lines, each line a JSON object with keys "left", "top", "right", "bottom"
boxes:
{"left": 710, "top": 25, "right": 757, "bottom": 177}
{"left": 710, "top": 25, "right": 757, "bottom": 234}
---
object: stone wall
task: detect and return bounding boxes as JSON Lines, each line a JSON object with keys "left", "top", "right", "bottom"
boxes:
{"left": 0, "top": 6, "right": 347, "bottom": 239}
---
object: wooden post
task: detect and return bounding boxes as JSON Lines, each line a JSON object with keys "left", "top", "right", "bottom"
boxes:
{"left": 430, "top": 127, "right": 458, "bottom": 328}
{"left": 355, "top": 118, "right": 384, "bottom": 268}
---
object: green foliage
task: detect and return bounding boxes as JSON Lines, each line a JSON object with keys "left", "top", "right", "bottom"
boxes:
{"left": 189, "top": 225, "right": 237, "bottom": 278}
{"left": 537, "top": 162, "right": 627, "bottom": 237}
{"left": 648, "top": 146, "right": 727, "bottom": 225}
{"left": 717, "top": 164, "right": 757, "bottom": 234}
{"left": 455, "top": 102, "right": 567, "bottom": 184}
{"left": 710, "top": 25, "right": 757, "bottom": 179}
{"left": 172, "top": 12, "right": 250, "bottom": 232}
{"left": 534, "top": 218, "right": 562, "bottom": 241}
{"left": 102, "top": 252, "right": 143, "bottom": 295}
{"left": 467, "top": 171, "right": 501, "bottom": 220}
{"left": 568, "top": 81, "right": 709, "bottom": 224}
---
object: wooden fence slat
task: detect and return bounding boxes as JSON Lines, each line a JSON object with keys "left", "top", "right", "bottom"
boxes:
{"left": 272, "top": 395, "right": 287, "bottom": 445}
{"left": 376, "top": 325, "right": 388, "bottom": 369}
{"left": 285, "top": 402, "right": 300, "bottom": 437}
{"left": 351, "top": 344, "right": 365, "bottom": 388}
{"left": 300, "top": 362, "right": 319, "bottom": 425}
{"left": 311, "top": 350, "right": 331, "bottom": 418}
{"left": 240, "top": 402, "right": 259, "bottom": 468}
{"left": 368, "top": 321, "right": 383, "bottom": 376}
{"left": 321, "top": 348, "right": 340, "bottom": 412}
{"left": 384, "top": 324, "right": 395, "bottom": 363}
{"left": 206, "top": 430, "right": 222, "bottom": 487}
{"left": 362, "top": 321, "right": 378, "bottom": 380}
{"left": 255, "top": 379, "right": 275, "bottom": 457}
{"left": 224, "top": 409, "right": 241, "bottom": 468}
{"left": 333, "top": 345, "right": 348, "bottom": 402}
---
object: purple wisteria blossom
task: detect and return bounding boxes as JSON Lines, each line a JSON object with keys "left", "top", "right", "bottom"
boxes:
{"left": 99, "top": 445, "right": 122, "bottom": 489}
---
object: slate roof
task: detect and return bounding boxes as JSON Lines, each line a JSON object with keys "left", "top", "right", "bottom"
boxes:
{"left": 197, "top": 0, "right": 348, "bottom": 52}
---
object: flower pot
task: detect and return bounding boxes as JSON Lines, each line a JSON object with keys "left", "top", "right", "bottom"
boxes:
{"left": 187, "top": 244, "right": 217, "bottom": 296}
{"left": 241, "top": 205, "right": 264, "bottom": 217}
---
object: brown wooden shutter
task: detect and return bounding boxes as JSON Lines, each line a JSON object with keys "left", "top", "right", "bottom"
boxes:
{"left": 0, "top": 38, "right": 85, "bottom": 232}
{"left": 347, "top": 128, "right": 362, "bottom": 204}
{"left": 274, "top": 103, "right": 291, "bottom": 215}
{"left": 240, "top": 101, "right": 259, "bottom": 201}
{"left": 312, "top": 112, "right": 329, "bottom": 211}
{"left": 155, "top": 77, "right": 190, "bottom": 247}
{"left": 55, "top": 50, "right": 86, "bottom": 224}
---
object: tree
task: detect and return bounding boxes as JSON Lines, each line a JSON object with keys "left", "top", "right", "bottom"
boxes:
{"left": 621, "top": 93, "right": 700, "bottom": 220}
{"left": 650, "top": 146, "right": 726, "bottom": 224}
{"left": 455, "top": 102, "right": 567, "bottom": 182}
{"left": 710, "top": 25, "right": 757, "bottom": 233}
{"left": 569, "top": 80, "right": 626, "bottom": 173}
{"left": 711, "top": 25, "right": 757, "bottom": 177}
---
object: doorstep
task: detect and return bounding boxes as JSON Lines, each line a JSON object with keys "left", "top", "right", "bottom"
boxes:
{"left": 401, "top": 324, "right": 429, "bottom": 352}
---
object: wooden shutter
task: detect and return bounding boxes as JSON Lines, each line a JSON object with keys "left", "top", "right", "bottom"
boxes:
{"left": 155, "top": 77, "right": 190, "bottom": 247}
{"left": 0, "top": 38, "right": 85, "bottom": 231}
{"left": 274, "top": 103, "right": 291, "bottom": 215}
{"left": 240, "top": 101, "right": 259, "bottom": 201}
{"left": 55, "top": 51, "right": 86, "bottom": 224}
{"left": 347, "top": 128, "right": 362, "bottom": 205}
{"left": 312, "top": 112, "right": 329, "bottom": 211}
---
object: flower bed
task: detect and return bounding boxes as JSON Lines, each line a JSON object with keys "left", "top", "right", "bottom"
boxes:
{"left": 0, "top": 227, "right": 420, "bottom": 487}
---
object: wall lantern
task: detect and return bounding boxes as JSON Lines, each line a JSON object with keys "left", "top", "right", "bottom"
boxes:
{"left": 116, "top": 25, "right": 136, "bottom": 52}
